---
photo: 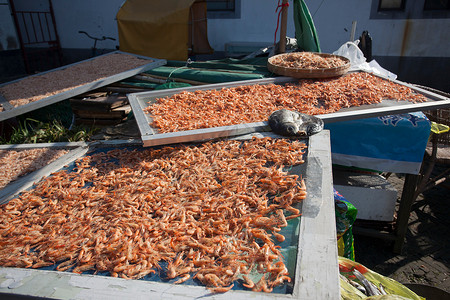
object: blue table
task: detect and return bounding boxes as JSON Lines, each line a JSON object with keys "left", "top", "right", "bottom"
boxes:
{"left": 325, "top": 112, "right": 431, "bottom": 253}
{"left": 325, "top": 112, "right": 431, "bottom": 175}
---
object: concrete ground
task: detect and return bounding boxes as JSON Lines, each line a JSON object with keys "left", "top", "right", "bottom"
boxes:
{"left": 354, "top": 167, "right": 450, "bottom": 295}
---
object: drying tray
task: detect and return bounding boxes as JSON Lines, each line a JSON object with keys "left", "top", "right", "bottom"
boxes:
{"left": 0, "top": 51, "right": 166, "bottom": 122}
{"left": 267, "top": 53, "right": 351, "bottom": 79}
{"left": 0, "top": 142, "right": 89, "bottom": 204}
{"left": 128, "top": 73, "right": 450, "bottom": 147}
{"left": 0, "top": 132, "right": 339, "bottom": 299}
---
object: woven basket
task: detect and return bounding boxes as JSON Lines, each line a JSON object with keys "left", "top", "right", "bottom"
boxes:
{"left": 267, "top": 52, "right": 351, "bottom": 79}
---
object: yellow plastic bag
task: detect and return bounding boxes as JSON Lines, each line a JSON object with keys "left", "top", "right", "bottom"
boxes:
{"left": 339, "top": 257, "right": 424, "bottom": 300}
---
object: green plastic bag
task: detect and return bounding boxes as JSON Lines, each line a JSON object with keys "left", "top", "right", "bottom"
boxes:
{"left": 335, "top": 189, "right": 357, "bottom": 261}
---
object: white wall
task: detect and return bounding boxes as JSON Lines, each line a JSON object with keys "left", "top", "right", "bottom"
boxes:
{"left": 0, "top": 0, "right": 19, "bottom": 50}
{"left": 305, "top": 0, "right": 450, "bottom": 57}
{"left": 50, "top": 0, "right": 297, "bottom": 52}
{"left": 208, "top": 0, "right": 450, "bottom": 57}
{"left": 52, "top": 0, "right": 123, "bottom": 50}
{"left": 47, "top": 0, "right": 449, "bottom": 58}
{"left": 207, "top": 0, "right": 297, "bottom": 51}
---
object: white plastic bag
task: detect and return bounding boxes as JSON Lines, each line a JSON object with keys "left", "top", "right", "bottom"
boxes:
{"left": 367, "top": 60, "right": 398, "bottom": 80}
{"left": 333, "top": 41, "right": 367, "bottom": 71}
{"left": 333, "top": 41, "right": 397, "bottom": 80}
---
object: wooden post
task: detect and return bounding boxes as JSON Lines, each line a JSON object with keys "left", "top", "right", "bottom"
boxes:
{"left": 279, "top": 0, "right": 289, "bottom": 53}
{"left": 393, "top": 173, "right": 419, "bottom": 254}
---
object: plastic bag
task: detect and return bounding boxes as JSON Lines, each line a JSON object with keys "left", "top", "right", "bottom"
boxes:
{"left": 339, "top": 257, "right": 424, "bottom": 300}
{"left": 335, "top": 189, "right": 357, "bottom": 261}
{"left": 333, "top": 41, "right": 367, "bottom": 71}
{"left": 333, "top": 41, "right": 397, "bottom": 80}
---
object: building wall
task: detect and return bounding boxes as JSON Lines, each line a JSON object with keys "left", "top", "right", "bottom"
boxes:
{"left": 46, "top": 0, "right": 449, "bottom": 59}
{"left": 3, "top": 0, "right": 449, "bottom": 91}
{"left": 51, "top": 0, "right": 122, "bottom": 50}
{"left": 206, "top": 1, "right": 297, "bottom": 51}
{"left": 0, "top": 0, "right": 19, "bottom": 51}
{"left": 306, "top": 1, "right": 450, "bottom": 57}
{"left": 49, "top": 0, "right": 296, "bottom": 52}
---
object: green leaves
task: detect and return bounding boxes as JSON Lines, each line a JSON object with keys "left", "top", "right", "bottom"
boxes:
{"left": 1, "top": 118, "right": 99, "bottom": 144}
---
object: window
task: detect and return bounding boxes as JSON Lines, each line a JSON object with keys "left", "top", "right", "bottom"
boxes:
{"left": 423, "top": 0, "right": 450, "bottom": 10}
{"left": 207, "top": 0, "right": 235, "bottom": 11}
{"left": 206, "top": 0, "right": 241, "bottom": 19}
{"left": 371, "top": 0, "right": 450, "bottom": 18}
{"left": 379, "top": 0, "right": 405, "bottom": 10}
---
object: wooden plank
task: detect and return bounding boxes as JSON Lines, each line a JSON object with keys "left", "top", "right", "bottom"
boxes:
{"left": 72, "top": 105, "right": 131, "bottom": 119}
{"left": 294, "top": 130, "right": 340, "bottom": 298}
{"left": 74, "top": 118, "right": 125, "bottom": 126}
{"left": 74, "top": 92, "right": 108, "bottom": 99}
{"left": 393, "top": 174, "right": 419, "bottom": 253}
{"left": 70, "top": 95, "right": 128, "bottom": 112}
{"left": 72, "top": 111, "right": 127, "bottom": 119}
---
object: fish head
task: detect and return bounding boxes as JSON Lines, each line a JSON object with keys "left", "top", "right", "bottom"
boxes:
{"left": 278, "top": 121, "right": 306, "bottom": 136}
{"left": 284, "top": 122, "right": 299, "bottom": 135}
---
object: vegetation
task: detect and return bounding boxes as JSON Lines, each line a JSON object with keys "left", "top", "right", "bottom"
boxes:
{"left": 0, "top": 118, "right": 99, "bottom": 144}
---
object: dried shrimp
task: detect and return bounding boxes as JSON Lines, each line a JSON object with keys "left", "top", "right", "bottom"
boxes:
{"left": 0, "top": 53, "right": 150, "bottom": 111}
{"left": 0, "top": 148, "right": 69, "bottom": 189}
{"left": 270, "top": 52, "right": 347, "bottom": 69}
{"left": 0, "top": 137, "right": 308, "bottom": 293}
{"left": 146, "top": 72, "right": 427, "bottom": 133}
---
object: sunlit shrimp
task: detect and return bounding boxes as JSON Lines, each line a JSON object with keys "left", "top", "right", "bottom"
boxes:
{"left": 209, "top": 283, "right": 234, "bottom": 293}
{"left": 72, "top": 263, "right": 95, "bottom": 274}
{"left": 270, "top": 275, "right": 291, "bottom": 287}
{"left": 173, "top": 274, "right": 190, "bottom": 284}
{"left": 242, "top": 275, "right": 255, "bottom": 289}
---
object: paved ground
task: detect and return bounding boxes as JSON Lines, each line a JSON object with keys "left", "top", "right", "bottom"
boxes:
{"left": 354, "top": 166, "right": 450, "bottom": 295}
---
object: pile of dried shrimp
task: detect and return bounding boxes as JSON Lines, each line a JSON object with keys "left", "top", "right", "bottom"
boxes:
{"left": 0, "top": 137, "right": 307, "bottom": 293}
{"left": 0, "top": 53, "right": 150, "bottom": 112}
{"left": 270, "top": 52, "right": 347, "bottom": 69}
{"left": 0, "top": 148, "right": 69, "bottom": 189}
{"left": 146, "top": 72, "right": 427, "bottom": 133}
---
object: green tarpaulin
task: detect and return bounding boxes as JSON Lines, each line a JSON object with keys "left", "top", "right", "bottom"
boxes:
{"left": 293, "top": 0, "right": 321, "bottom": 52}
{"left": 142, "top": 58, "right": 272, "bottom": 84}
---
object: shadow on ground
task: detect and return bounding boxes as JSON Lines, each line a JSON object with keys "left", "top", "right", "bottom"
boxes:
{"left": 353, "top": 169, "right": 450, "bottom": 293}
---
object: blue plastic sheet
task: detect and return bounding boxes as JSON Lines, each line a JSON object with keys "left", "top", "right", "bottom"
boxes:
{"left": 325, "top": 112, "right": 431, "bottom": 174}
